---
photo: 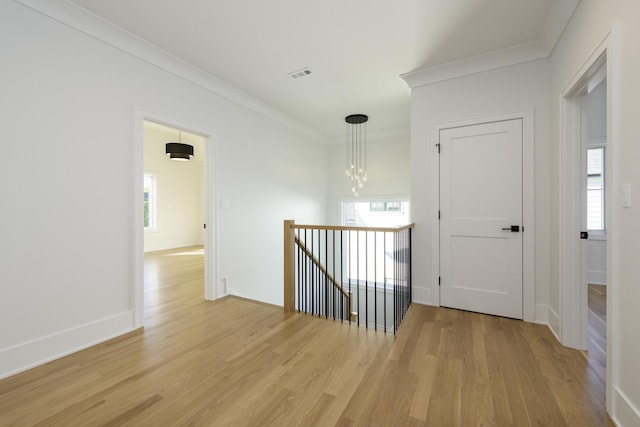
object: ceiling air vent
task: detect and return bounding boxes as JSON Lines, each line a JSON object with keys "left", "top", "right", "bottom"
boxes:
{"left": 288, "top": 68, "right": 312, "bottom": 79}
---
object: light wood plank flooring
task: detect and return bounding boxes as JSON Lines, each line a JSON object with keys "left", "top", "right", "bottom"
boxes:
{"left": 0, "top": 247, "right": 612, "bottom": 426}
{"left": 586, "top": 284, "right": 607, "bottom": 385}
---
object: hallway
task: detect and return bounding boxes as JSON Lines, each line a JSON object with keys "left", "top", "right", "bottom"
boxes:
{"left": 0, "top": 247, "right": 612, "bottom": 425}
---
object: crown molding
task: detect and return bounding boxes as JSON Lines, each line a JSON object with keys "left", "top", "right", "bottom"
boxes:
{"left": 14, "top": 0, "right": 328, "bottom": 143}
{"left": 536, "top": 0, "right": 581, "bottom": 54}
{"left": 401, "top": 0, "right": 580, "bottom": 88}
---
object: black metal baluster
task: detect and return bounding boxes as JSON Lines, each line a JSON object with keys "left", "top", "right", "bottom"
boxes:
{"left": 356, "top": 230, "right": 360, "bottom": 327}
{"left": 310, "top": 228, "right": 314, "bottom": 316}
{"left": 324, "top": 229, "right": 328, "bottom": 319}
{"left": 339, "top": 230, "right": 343, "bottom": 321}
{"left": 318, "top": 228, "right": 321, "bottom": 317}
{"left": 374, "top": 230, "right": 378, "bottom": 330}
{"left": 399, "top": 229, "right": 402, "bottom": 326}
{"left": 332, "top": 229, "right": 336, "bottom": 320}
{"left": 384, "top": 231, "right": 387, "bottom": 332}
{"left": 408, "top": 228, "right": 412, "bottom": 309}
{"left": 303, "top": 229, "right": 307, "bottom": 314}
{"left": 394, "top": 230, "right": 398, "bottom": 334}
{"left": 348, "top": 230, "right": 352, "bottom": 325}
{"left": 402, "top": 229, "right": 406, "bottom": 322}
{"left": 406, "top": 230, "right": 410, "bottom": 319}
{"left": 296, "top": 229, "right": 300, "bottom": 311}
{"left": 401, "top": 230, "right": 404, "bottom": 327}
{"left": 315, "top": 228, "right": 319, "bottom": 317}
{"left": 365, "top": 230, "right": 368, "bottom": 329}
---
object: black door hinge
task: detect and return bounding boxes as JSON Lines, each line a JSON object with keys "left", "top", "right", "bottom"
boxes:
{"left": 438, "top": 210, "right": 441, "bottom": 219}
{"left": 436, "top": 143, "right": 441, "bottom": 153}
{"left": 438, "top": 276, "right": 441, "bottom": 286}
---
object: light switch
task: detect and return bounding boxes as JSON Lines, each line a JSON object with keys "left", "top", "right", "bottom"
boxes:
{"left": 622, "top": 184, "right": 631, "bottom": 208}
{"left": 220, "top": 200, "right": 230, "bottom": 209}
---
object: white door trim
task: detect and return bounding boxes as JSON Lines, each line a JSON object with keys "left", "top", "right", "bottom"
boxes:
{"left": 559, "top": 25, "right": 619, "bottom": 412}
{"left": 431, "top": 109, "right": 535, "bottom": 322}
{"left": 133, "top": 107, "right": 219, "bottom": 328}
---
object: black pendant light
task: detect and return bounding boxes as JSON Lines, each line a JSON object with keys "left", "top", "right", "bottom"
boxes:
{"left": 166, "top": 130, "right": 194, "bottom": 161}
{"left": 345, "top": 114, "right": 368, "bottom": 196}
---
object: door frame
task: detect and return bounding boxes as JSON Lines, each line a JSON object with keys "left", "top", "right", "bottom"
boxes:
{"left": 430, "top": 109, "right": 535, "bottom": 322}
{"left": 559, "top": 25, "right": 619, "bottom": 411}
{"left": 133, "top": 107, "right": 219, "bottom": 328}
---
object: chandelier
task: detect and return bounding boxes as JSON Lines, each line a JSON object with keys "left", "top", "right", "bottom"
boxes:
{"left": 345, "top": 114, "right": 368, "bottom": 196}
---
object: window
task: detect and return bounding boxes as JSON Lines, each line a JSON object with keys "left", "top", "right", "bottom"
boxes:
{"left": 587, "top": 147, "right": 605, "bottom": 230}
{"left": 144, "top": 174, "right": 157, "bottom": 230}
{"left": 370, "top": 202, "right": 385, "bottom": 212}
{"left": 369, "top": 201, "right": 402, "bottom": 212}
{"left": 341, "top": 199, "right": 411, "bottom": 288}
{"left": 343, "top": 200, "right": 409, "bottom": 227}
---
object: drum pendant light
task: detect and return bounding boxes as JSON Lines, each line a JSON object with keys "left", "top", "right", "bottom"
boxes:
{"left": 165, "top": 130, "right": 194, "bottom": 161}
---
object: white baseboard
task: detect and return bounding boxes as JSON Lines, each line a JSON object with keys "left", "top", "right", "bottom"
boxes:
{"left": 534, "top": 304, "right": 561, "bottom": 342}
{"left": 535, "top": 304, "right": 549, "bottom": 324}
{"left": 613, "top": 387, "right": 640, "bottom": 427}
{"left": 411, "top": 287, "right": 431, "bottom": 305}
{"left": 0, "top": 311, "right": 136, "bottom": 380}
{"left": 547, "top": 307, "right": 560, "bottom": 341}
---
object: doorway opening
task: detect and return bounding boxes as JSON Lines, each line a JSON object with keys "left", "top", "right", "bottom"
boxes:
{"left": 583, "top": 77, "right": 608, "bottom": 383}
{"left": 563, "top": 57, "right": 610, "bottom": 364}
{"left": 134, "top": 109, "right": 218, "bottom": 328}
{"left": 560, "top": 51, "right": 609, "bottom": 354}
{"left": 142, "top": 121, "right": 206, "bottom": 319}
{"left": 560, "top": 27, "right": 618, "bottom": 410}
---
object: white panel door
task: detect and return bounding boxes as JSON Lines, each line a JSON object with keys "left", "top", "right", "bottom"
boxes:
{"left": 440, "top": 119, "right": 523, "bottom": 319}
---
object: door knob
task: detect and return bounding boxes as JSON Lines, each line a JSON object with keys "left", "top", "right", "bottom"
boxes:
{"left": 501, "top": 225, "right": 520, "bottom": 232}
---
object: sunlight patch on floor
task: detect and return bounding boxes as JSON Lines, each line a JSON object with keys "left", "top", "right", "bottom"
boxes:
{"left": 165, "top": 250, "right": 204, "bottom": 256}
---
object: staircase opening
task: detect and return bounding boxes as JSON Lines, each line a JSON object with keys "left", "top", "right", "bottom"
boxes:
{"left": 284, "top": 220, "right": 413, "bottom": 334}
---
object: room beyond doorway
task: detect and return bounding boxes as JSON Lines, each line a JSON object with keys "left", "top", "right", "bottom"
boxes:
{"left": 135, "top": 115, "right": 215, "bottom": 327}
{"left": 143, "top": 121, "right": 206, "bottom": 253}
{"left": 144, "top": 246, "right": 204, "bottom": 322}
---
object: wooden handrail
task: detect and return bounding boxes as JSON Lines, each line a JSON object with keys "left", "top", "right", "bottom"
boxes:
{"left": 290, "top": 223, "right": 415, "bottom": 233}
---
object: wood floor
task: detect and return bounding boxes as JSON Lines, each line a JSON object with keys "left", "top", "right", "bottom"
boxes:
{"left": 586, "top": 284, "right": 607, "bottom": 386}
{"left": 0, "top": 246, "right": 612, "bottom": 426}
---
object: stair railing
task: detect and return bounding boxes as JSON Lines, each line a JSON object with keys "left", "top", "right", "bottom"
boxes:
{"left": 283, "top": 220, "right": 414, "bottom": 334}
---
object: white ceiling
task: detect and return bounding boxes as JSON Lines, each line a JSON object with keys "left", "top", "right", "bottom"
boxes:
{"left": 69, "top": 0, "right": 569, "bottom": 139}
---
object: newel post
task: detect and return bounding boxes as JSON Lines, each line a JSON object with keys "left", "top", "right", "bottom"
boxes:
{"left": 283, "top": 219, "right": 295, "bottom": 312}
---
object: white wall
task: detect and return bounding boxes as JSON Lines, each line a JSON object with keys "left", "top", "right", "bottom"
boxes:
{"left": 408, "top": 59, "right": 551, "bottom": 314}
{"left": 144, "top": 124, "right": 205, "bottom": 252}
{"left": 586, "top": 79, "right": 607, "bottom": 145}
{"left": 0, "top": 1, "right": 327, "bottom": 378}
{"left": 549, "top": 0, "right": 640, "bottom": 423}
{"left": 327, "top": 135, "right": 410, "bottom": 224}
